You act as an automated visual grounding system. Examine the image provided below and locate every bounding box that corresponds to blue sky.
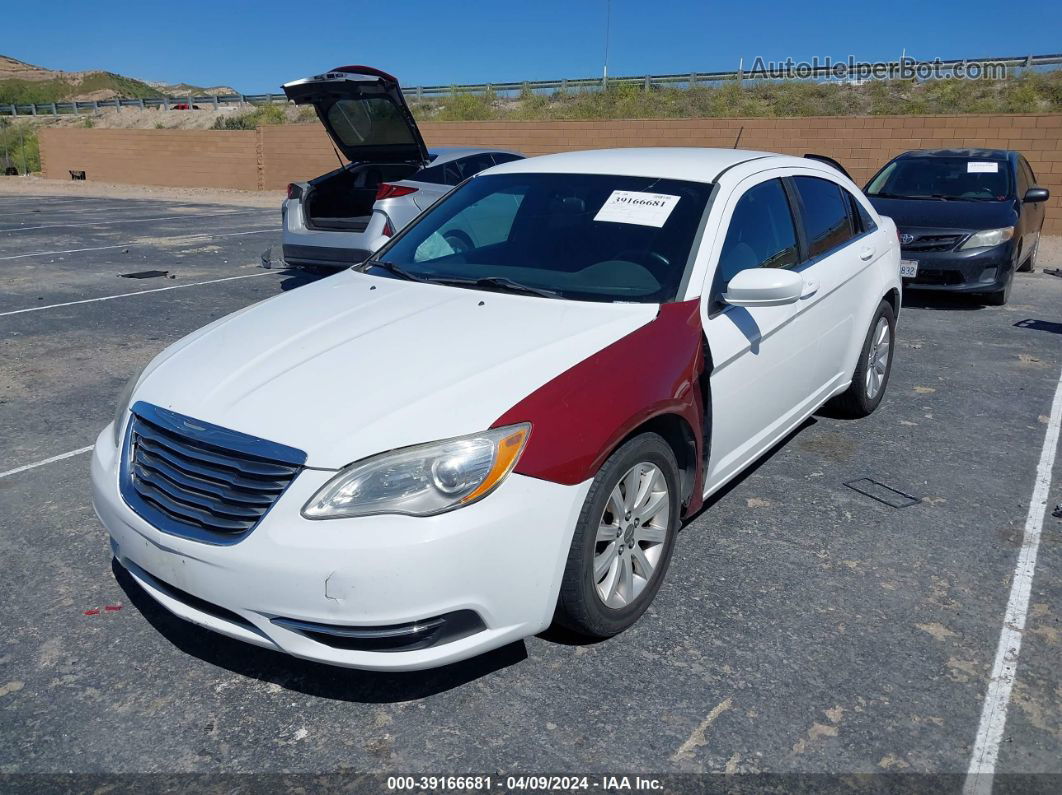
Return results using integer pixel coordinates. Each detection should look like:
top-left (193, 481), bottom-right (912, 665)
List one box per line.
top-left (6, 0), bottom-right (1061, 92)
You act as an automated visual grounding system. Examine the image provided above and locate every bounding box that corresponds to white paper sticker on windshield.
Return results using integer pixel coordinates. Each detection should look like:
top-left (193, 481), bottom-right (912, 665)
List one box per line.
top-left (968, 162), bottom-right (999, 173)
top-left (593, 190), bottom-right (680, 227)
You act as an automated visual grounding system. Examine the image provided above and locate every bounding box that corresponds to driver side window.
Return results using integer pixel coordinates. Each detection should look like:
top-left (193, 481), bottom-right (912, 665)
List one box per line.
top-left (717, 179), bottom-right (799, 289)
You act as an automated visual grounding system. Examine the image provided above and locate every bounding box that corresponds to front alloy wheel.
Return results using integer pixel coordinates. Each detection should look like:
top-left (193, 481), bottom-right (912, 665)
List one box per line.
top-left (555, 432), bottom-right (681, 639)
top-left (593, 462), bottom-right (670, 608)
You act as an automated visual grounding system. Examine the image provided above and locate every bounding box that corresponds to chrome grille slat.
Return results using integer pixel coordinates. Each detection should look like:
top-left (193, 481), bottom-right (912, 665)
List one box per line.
top-left (134, 422), bottom-right (300, 478)
top-left (131, 477), bottom-right (256, 532)
top-left (901, 233), bottom-right (964, 253)
top-left (135, 441), bottom-right (290, 492)
top-left (136, 452), bottom-right (279, 506)
top-left (120, 403), bottom-right (305, 545)
top-left (132, 463), bottom-right (264, 519)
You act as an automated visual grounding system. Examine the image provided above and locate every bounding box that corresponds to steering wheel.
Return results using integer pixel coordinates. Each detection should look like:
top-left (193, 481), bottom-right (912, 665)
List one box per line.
top-left (613, 248), bottom-right (671, 272)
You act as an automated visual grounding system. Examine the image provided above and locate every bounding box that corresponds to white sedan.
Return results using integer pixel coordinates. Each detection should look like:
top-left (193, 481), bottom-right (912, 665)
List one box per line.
top-left (91, 148), bottom-right (901, 671)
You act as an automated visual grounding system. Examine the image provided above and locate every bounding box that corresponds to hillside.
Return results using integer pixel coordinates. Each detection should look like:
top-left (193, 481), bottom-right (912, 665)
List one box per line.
top-left (0, 55), bottom-right (236, 104)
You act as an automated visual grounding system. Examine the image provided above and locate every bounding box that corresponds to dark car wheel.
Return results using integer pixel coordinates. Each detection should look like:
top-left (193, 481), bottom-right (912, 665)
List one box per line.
top-left (828, 300), bottom-right (895, 418)
top-left (443, 230), bottom-right (474, 254)
top-left (1018, 239), bottom-right (1037, 273)
top-left (554, 433), bottom-right (681, 639)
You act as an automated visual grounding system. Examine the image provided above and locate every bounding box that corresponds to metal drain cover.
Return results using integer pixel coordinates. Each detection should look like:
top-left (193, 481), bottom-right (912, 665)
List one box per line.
top-left (844, 477), bottom-right (920, 508)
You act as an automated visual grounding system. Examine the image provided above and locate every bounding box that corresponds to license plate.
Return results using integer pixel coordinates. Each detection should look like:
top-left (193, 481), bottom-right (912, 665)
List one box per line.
top-left (899, 259), bottom-right (919, 278)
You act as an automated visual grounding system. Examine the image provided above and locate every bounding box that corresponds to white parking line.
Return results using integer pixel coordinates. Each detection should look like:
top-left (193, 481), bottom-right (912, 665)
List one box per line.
top-left (0, 228), bottom-right (275, 261)
top-left (0, 446), bottom-right (94, 480)
top-left (0, 204), bottom-right (186, 218)
top-left (0, 210), bottom-right (268, 233)
top-left (0, 270), bottom-right (277, 318)
top-left (963, 366), bottom-right (1062, 795)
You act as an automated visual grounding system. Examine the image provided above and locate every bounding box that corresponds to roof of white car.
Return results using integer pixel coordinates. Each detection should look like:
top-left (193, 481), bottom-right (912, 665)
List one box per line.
top-left (485, 147), bottom-right (805, 182)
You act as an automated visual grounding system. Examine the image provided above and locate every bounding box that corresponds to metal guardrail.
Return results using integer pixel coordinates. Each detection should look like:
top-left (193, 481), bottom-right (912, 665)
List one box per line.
top-left (2, 53), bottom-right (1061, 117)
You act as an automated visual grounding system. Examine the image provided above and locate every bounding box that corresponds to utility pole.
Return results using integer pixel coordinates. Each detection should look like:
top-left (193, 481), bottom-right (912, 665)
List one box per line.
top-left (602, 0), bottom-right (611, 89)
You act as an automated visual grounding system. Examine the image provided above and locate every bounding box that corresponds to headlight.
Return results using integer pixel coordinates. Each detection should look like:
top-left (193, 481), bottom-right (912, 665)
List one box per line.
top-left (302, 424), bottom-right (531, 519)
top-left (959, 227), bottom-right (1014, 251)
top-left (111, 370), bottom-right (143, 448)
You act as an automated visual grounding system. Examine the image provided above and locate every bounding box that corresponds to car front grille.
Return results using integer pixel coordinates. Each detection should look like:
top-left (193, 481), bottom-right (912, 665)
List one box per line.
top-left (120, 403), bottom-right (305, 544)
top-left (901, 233), bottom-right (965, 253)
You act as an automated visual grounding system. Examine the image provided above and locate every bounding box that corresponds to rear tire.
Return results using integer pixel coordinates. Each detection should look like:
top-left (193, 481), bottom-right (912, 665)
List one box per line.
top-left (828, 300), bottom-right (895, 419)
top-left (554, 433), bottom-right (681, 639)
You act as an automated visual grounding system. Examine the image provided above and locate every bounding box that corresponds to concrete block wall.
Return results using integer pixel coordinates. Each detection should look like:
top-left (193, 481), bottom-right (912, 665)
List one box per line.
top-left (39, 114), bottom-right (1062, 231)
top-left (39, 128), bottom-right (259, 190)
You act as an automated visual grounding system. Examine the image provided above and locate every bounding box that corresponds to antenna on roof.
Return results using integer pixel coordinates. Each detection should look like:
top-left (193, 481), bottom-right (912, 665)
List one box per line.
top-left (732, 126), bottom-right (744, 149)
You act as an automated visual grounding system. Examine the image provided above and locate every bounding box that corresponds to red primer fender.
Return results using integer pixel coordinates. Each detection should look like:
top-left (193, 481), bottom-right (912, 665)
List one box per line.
top-left (492, 299), bottom-right (706, 514)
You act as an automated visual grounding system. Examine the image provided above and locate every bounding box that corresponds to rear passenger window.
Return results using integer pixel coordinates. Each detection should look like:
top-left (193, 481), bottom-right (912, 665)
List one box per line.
top-left (455, 153), bottom-right (498, 179)
top-left (412, 163), bottom-right (447, 185)
top-left (850, 195), bottom-right (877, 233)
top-left (792, 176), bottom-right (855, 259)
top-left (717, 179), bottom-right (799, 287)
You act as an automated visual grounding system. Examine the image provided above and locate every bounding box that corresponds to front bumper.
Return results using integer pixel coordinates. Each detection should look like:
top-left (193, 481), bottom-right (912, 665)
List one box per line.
top-left (902, 243), bottom-right (1015, 294)
top-left (90, 425), bottom-right (589, 671)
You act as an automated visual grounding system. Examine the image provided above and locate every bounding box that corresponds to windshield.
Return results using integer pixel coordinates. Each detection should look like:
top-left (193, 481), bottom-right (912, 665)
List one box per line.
top-left (371, 173), bottom-right (713, 303)
top-left (866, 157), bottom-right (1012, 201)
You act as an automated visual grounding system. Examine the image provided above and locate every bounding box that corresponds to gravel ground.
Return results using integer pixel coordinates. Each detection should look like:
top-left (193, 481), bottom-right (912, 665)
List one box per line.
top-left (0, 175), bottom-right (284, 208)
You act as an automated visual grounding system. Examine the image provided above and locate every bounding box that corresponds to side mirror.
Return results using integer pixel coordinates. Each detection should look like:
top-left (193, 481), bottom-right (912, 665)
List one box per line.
top-left (1024, 187), bottom-right (1049, 203)
top-left (723, 268), bottom-right (804, 307)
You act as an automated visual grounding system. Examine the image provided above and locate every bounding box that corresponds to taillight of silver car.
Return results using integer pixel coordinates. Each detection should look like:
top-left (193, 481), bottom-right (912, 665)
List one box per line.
top-left (376, 183), bottom-right (418, 200)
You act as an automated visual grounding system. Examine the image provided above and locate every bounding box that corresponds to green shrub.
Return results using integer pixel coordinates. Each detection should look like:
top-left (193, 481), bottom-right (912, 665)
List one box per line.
top-left (211, 103), bottom-right (288, 130)
top-left (406, 71), bottom-right (1062, 122)
top-left (0, 120), bottom-right (40, 173)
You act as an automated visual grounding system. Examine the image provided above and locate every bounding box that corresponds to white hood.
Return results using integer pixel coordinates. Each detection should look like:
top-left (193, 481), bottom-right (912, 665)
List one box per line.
top-left (134, 270), bottom-right (657, 468)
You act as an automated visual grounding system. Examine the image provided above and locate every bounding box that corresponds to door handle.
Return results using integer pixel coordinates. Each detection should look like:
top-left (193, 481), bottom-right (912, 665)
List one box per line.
top-left (800, 278), bottom-right (819, 298)
top-left (859, 247), bottom-right (875, 261)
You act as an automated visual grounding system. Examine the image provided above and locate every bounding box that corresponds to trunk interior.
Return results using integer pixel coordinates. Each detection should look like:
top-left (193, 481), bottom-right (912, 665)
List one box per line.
top-left (303, 162), bottom-right (421, 231)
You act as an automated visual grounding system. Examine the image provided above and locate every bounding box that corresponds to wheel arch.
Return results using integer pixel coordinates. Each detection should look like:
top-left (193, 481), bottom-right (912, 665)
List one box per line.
top-left (612, 413), bottom-right (699, 513)
top-left (883, 287), bottom-right (900, 319)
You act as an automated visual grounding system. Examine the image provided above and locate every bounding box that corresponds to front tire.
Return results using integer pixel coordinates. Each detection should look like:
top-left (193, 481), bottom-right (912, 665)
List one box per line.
top-left (1018, 239), bottom-right (1036, 272)
top-left (829, 300), bottom-right (895, 418)
top-left (554, 433), bottom-right (681, 639)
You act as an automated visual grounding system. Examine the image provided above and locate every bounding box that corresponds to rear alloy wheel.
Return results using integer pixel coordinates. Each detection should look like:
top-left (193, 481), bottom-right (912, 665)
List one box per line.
top-left (554, 433), bottom-right (680, 638)
top-left (828, 300), bottom-right (896, 418)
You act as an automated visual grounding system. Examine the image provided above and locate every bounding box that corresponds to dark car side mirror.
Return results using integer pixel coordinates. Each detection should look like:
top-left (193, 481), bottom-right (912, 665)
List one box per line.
top-left (1023, 187), bottom-right (1050, 203)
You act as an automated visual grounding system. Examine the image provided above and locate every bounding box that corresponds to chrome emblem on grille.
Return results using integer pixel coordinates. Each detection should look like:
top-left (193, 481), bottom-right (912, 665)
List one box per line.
top-left (900, 233), bottom-right (915, 245)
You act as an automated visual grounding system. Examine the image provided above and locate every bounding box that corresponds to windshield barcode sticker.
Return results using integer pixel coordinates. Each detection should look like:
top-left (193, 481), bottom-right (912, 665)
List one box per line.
top-left (968, 162), bottom-right (999, 173)
top-left (593, 190), bottom-right (680, 227)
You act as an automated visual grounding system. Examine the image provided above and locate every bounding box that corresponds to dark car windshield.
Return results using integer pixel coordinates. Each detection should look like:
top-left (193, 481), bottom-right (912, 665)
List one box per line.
top-left (866, 157), bottom-right (1012, 201)
top-left (370, 173), bottom-right (713, 303)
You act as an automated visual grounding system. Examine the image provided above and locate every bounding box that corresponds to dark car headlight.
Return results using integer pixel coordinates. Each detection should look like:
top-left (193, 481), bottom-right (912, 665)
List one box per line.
top-left (959, 227), bottom-right (1014, 251)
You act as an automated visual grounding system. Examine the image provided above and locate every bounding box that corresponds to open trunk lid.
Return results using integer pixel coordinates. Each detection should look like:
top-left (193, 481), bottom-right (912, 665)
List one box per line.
top-left (282, 66), bottom-right (429, 166)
